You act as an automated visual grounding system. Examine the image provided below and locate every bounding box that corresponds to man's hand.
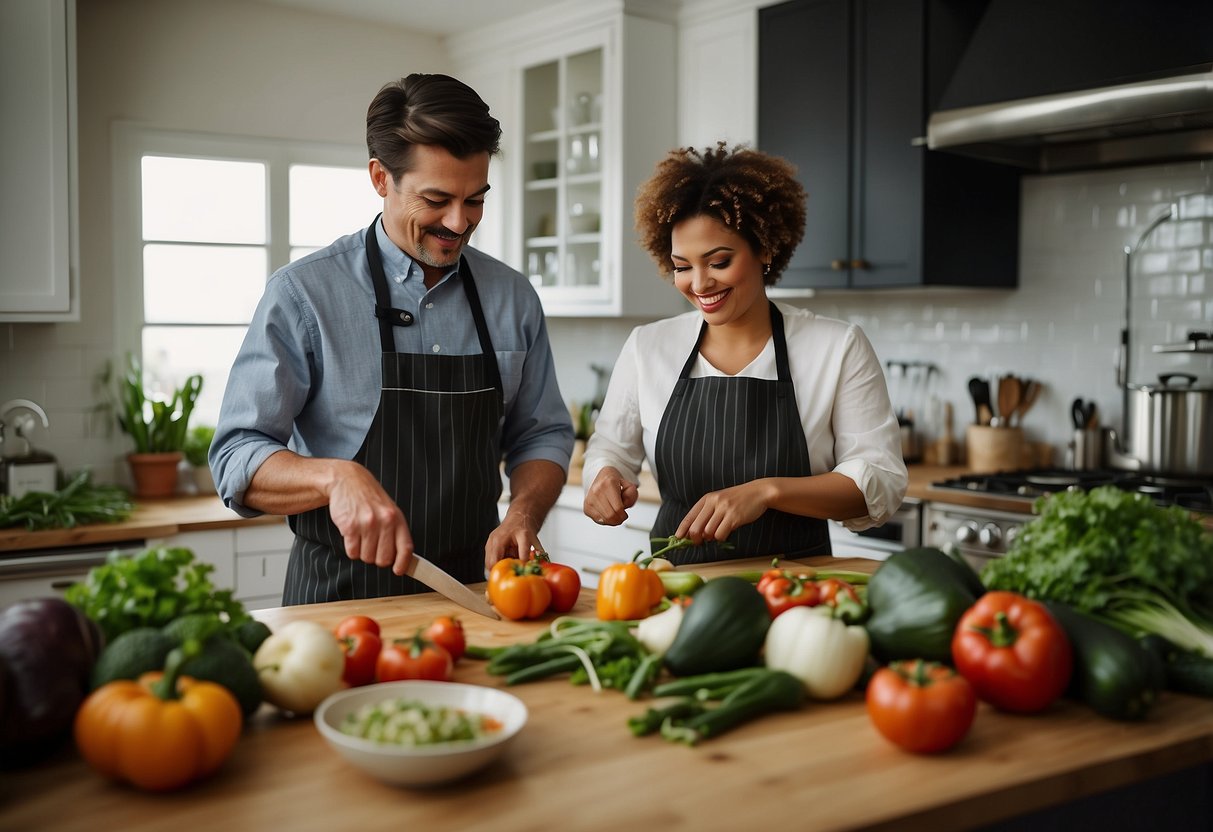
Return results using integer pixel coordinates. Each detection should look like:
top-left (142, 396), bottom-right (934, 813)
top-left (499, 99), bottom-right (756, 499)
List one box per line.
top-left (327, 463), bottom-right (415, 576)
top-left (484, 510), bottom-right (544, 572)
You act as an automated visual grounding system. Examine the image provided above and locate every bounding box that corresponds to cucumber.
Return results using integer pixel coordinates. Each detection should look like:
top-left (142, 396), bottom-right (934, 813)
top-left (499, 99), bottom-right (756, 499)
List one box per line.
top-left (1140, 634), bottom-right (1213, 699)
top-left (864, 547), bottom-right (979, 663)
top-left (663, 576), bottom-right (770, 677)
top-left (1043, 601), bottom-right (1164, 720)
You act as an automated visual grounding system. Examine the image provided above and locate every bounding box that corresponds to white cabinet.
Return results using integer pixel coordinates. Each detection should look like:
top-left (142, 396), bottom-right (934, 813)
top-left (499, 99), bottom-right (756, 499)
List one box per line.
top-left (538, 486), bottom-right (658, 588)
top-left (0, 0), bottom-right (78, 321)
top-left (149, 519), bottom-right (293, 612)
top-left (677, 6), bottom-right (759, 147)
top-left (451, 5), bottom-right (688, 318)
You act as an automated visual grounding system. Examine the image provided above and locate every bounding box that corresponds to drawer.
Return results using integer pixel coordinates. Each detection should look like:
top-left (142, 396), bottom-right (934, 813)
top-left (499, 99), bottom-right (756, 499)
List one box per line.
top-left (235, 550), bottom-right (291, 601)
top-left (235, 520), bottom-right (294, 553)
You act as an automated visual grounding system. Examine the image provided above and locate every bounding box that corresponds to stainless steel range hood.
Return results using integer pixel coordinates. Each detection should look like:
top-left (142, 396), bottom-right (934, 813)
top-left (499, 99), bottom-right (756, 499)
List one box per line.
top-left (925, 1), bottom-right (1213, 173)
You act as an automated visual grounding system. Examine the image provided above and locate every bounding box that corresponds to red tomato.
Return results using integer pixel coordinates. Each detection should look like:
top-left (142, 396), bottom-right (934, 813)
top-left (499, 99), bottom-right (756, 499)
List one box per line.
top-left (759, 574), bottom-right (821, 618)
top-left (816, 578), bottom-right (860, 606)
top-left (339, 630), bottom-right (382, 687)
top-left (423, 615), bottom-right (467, 663)
top-left (952, 590), bottom-right (1073, 713)
top-left (334, 615), bottom-right (381, 639)
top-left (536, 557), bottom-right (582, 613)
top-left (866, 660), bottom-right (977, 754)
top-left (376, 632), bottom-right (453, 683)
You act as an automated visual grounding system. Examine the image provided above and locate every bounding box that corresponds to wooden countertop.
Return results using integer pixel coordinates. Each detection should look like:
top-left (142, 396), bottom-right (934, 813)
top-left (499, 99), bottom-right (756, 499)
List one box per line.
top-left (6, 556), bottom-right (1211, 832)
top-left (0, 496), bottom-right (283, 553)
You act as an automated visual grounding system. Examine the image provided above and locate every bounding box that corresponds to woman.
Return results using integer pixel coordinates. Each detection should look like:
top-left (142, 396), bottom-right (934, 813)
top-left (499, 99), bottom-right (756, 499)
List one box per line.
top-left (582, 143), bottom-right (906, 564)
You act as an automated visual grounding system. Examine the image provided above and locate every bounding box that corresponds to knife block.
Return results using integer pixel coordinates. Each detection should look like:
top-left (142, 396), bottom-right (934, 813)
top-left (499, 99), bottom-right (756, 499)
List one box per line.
top-left (966, 425), bottom-right (1024, 472)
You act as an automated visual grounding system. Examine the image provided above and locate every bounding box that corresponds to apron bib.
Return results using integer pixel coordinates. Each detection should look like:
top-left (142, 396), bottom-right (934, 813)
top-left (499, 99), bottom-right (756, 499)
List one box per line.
top-left (282, 217), bottom-right (504, 604)
top-left (650, 301), bottom-right (831, 564)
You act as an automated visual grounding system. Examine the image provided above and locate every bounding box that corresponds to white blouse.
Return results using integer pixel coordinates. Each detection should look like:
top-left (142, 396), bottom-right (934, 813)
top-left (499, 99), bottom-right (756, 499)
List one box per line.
top-left (582, 302), bottom-right (908, 531)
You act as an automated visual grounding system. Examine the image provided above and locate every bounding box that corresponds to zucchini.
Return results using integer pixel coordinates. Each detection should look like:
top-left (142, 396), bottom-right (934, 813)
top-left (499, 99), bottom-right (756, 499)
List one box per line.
top-left (1140, 634), bottom-right (1213, 699)
top-left (663, 576), bottom-right (770, 677)
top-left (1044, 601), bottom-right (1164, 720)
top-left (864, 547), bottom-right (979, 663)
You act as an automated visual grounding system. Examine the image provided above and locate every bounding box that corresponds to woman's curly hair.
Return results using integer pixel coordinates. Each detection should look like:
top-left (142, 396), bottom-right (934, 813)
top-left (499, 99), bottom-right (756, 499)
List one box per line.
top-left (634, 142), bottom-right (806, 285)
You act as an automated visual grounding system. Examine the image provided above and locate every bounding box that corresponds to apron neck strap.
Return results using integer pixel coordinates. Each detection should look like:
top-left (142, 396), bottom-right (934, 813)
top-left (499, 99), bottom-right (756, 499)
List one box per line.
top-left (365, 216), bottom-right (398, 353)
top-left (676, 301), bottom-right (792, 386)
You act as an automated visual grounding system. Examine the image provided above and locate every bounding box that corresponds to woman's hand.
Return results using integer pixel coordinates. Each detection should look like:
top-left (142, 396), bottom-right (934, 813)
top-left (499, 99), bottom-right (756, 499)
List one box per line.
top-left (584, 466), bottom-right (639, 525)
top-left (676, 480), bottom-right (775, 543)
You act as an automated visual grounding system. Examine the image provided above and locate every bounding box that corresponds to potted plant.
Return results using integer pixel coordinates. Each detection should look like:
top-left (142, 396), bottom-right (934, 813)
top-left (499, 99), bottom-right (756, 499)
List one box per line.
top-left (184, 424), bottom-right (216, 496)
top-left (116, 354), bottom-right (203, 498)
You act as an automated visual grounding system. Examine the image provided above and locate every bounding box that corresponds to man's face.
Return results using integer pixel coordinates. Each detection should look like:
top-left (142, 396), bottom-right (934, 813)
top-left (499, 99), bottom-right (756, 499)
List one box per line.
top-left (372, 143), bottom-right (491, 285)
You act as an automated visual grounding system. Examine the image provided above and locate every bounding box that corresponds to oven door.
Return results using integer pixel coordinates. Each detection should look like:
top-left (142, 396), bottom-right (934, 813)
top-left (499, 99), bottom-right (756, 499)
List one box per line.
top-left (827, 500), bottom-right (921, 561)
top-left (0, 540), bottom-right (145, 609)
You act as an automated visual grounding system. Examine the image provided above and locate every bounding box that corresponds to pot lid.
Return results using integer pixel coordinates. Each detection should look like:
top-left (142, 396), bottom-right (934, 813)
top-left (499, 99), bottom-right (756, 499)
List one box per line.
top-left (1128, 372), bottom-right (1213, 393)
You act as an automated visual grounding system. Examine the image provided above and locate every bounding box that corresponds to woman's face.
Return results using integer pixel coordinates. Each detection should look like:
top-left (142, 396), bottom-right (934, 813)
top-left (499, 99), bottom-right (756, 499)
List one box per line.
top-left (670, 214), bottom-right (767, 328)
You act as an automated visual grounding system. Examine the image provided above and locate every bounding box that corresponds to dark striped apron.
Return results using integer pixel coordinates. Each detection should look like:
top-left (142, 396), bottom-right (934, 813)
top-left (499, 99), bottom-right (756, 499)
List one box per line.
top-left (650, 301), bottom-right (831, 565)
top-left (281, 217), bottom-right (504, 605)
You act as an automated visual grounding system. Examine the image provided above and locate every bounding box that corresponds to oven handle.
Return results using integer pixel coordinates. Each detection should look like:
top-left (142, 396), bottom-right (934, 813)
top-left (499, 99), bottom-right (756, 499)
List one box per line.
top-left (0, 549), bottom-right (119, 581)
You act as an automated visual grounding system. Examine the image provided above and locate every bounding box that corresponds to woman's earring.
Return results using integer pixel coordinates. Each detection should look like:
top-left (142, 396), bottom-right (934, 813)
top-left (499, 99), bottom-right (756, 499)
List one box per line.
top-left (763, 263), bottom-right (771, 276)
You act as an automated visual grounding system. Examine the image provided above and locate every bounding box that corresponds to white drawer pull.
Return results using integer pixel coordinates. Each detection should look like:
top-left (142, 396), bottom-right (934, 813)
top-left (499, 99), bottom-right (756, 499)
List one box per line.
top-left (622, 522), bottom-right (652, 533)
top-left (582, 565), bottom-right (604, 575)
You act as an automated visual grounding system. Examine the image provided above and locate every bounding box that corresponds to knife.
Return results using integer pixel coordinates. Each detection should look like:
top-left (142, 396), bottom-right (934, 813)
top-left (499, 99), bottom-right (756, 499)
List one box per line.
top-left (405, 554), bottom-right (500, 619)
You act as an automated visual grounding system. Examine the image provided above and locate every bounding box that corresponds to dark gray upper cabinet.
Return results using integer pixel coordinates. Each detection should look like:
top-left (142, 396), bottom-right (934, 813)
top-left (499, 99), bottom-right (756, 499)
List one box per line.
top-left (758, 0), bottom-right (1021, 290)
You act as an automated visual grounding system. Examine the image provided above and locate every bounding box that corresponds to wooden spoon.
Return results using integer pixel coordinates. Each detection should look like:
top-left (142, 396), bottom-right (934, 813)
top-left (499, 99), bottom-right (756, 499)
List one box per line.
top-left (996, 376), bottom-right (1022, 428)
top-left (1015, 380), bottom-right (1042, 426)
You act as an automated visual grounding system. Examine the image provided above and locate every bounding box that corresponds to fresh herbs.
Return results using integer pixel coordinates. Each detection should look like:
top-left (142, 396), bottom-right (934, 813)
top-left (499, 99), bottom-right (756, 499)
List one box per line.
top-left (981, 486), bottom-right (1213, 659)
top-left (65, 546), bottom-right (249, 643)
top-left (0, 471), bottom-right (134, 531)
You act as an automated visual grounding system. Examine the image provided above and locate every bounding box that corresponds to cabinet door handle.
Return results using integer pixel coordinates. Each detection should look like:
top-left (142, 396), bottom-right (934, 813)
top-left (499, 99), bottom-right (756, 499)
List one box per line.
top-left (850, 259), bottom-right (871, 270)
top-left (830, 259), bottom-right (847, 271)
top-left (582, 565), bottom-right (605, 575)
top-left (622, 522), bottom-right (652, 533)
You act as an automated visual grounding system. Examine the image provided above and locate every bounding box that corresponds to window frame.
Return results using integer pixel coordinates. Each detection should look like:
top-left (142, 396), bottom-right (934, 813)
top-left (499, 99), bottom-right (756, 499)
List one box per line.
top-left (111, 122), bottom-right (372, 390)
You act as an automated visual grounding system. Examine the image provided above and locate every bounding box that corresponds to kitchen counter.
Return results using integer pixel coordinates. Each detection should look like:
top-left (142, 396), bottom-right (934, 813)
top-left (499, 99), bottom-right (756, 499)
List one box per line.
top-left (0, 496), bottom-right (282, 553)
top-left (5, 556), bottom-right (1211, 832)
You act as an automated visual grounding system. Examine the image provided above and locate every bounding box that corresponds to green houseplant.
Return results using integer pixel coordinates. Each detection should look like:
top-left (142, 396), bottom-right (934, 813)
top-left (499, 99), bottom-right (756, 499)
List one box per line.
top-left (184, 424), bottom-right (217, 495)
top-left (117, 354), bottom-right (203, 498)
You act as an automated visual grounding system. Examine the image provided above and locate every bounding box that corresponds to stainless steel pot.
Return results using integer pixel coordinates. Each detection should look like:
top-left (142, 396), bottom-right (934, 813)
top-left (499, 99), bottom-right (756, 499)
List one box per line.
top-left (1106, 373), bottom-right (1213, 475)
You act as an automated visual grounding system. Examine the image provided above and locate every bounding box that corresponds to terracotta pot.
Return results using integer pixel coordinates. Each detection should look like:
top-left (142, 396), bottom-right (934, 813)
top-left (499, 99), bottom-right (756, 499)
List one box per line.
top-left (127, 451), bottom-right (183, 498)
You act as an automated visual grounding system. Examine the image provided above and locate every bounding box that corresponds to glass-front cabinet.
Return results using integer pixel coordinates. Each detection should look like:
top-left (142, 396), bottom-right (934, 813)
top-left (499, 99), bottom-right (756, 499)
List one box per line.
top-left (521, 48), bottom-right (604, 300)
top-left (457, 7), bottom-right (687, 318)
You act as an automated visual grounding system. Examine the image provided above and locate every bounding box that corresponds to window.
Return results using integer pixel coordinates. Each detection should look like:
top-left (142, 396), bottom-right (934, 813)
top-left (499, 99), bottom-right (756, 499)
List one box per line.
top-left (114, 125), bottom-right (382, 427)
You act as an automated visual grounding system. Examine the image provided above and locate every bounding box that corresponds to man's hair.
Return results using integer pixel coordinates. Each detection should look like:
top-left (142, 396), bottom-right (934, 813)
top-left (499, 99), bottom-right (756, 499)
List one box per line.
top-left (634, 142), bottom-right (806, 285)
top-left (366, 73), bottom-right (502, 180)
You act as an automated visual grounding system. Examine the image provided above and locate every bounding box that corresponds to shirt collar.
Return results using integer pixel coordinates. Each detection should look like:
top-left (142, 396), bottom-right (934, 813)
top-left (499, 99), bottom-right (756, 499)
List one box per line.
top-left (373, 218), bottom-right (459, 286)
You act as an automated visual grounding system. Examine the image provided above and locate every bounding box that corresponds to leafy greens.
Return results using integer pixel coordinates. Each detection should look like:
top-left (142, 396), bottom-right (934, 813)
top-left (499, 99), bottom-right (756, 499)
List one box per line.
top-left (65, 546), bottom-right (249, 643)
top-left (981, 486), bottom-right (1213, 658)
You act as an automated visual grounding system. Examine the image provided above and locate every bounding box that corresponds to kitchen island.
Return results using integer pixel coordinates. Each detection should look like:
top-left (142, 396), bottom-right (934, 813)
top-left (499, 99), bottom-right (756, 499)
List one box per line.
top-left (3, 557), bottom-right (1211, 832)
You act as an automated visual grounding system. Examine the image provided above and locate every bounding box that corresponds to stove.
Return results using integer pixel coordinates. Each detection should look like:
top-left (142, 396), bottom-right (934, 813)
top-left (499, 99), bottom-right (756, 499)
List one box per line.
top-left (931, 468), bottom-right (1213, 513)
top-left (924, 468), bottom-right (1213, 572)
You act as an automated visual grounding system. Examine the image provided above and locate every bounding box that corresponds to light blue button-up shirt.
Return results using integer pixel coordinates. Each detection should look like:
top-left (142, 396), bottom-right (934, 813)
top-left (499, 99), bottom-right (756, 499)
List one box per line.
top-left (210, 219), bottom-right (574, 517)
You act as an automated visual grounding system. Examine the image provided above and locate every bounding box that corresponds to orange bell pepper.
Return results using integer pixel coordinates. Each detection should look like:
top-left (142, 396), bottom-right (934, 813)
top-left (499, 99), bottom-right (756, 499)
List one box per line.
top-left (74, 646), bottom-right (242, 791)
top-left (488, 558), bottom-right (553, 620)
top-left (596, 561), bottom-right (666, 620)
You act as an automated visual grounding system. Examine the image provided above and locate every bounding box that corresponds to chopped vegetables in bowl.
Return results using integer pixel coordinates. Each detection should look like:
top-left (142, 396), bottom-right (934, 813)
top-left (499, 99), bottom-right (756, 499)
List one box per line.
top-left (314, 681), bottom-right (527, 787)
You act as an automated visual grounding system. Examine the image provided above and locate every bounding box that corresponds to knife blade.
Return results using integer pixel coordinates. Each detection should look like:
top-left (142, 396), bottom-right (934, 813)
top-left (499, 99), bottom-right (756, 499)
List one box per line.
top-left (405, 554), bottom-right (500, 619)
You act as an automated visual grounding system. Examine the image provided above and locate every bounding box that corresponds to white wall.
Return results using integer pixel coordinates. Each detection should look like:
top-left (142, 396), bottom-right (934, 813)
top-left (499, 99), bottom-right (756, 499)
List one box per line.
top-left (0, 0), bottom-right (450, 484)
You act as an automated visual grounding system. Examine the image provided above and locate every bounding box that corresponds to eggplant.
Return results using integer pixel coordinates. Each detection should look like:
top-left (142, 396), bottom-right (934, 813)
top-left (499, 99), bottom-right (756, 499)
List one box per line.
top-left (0, 597), bottom-right (104, 764)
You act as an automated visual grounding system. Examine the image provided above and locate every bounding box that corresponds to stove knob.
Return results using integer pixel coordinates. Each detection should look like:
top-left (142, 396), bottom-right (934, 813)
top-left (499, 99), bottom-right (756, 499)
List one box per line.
top-left (1006, 525), bottom-right (1022, 548)
top-left (954, 521), bottom-right (980, 544)
top-left (979, 523), bottom-right (1002, 548)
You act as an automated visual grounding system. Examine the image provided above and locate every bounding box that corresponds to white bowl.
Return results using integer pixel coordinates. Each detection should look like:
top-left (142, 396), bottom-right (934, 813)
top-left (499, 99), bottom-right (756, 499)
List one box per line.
top-left (314, 681), bottom-right (527, 787)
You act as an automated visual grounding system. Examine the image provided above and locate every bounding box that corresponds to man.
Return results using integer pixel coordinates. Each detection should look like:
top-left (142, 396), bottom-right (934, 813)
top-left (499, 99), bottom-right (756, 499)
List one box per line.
top-left (210, 74), bottom-right (573, 605)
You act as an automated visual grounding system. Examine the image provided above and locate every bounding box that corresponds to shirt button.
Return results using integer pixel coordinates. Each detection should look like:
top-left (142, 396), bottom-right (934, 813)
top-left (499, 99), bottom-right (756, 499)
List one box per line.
top-left (432, 344), bottom-right (441, 353)
top-left (394, 275), bottom-right (405, 284)
top-left (426, 302), bottom-right (434, 309)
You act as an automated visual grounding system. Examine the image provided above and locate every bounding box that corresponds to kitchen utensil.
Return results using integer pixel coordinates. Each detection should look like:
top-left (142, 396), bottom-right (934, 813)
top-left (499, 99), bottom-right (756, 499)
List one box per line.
top-left (968, 377), bottom-right (991, 425)
top-left (1106, 372), bottom-right (1213, 475)
top-left (1015, 379), bottom-right (1042, 426)
top-left (1070, 398), bottom-right (1096, 430)
top-left (996, 376), bottom-right (1022, 428)
top-left (405, 555), bottom-right (500, 619)
top-left (314, 680), bottom-right (527, 787)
